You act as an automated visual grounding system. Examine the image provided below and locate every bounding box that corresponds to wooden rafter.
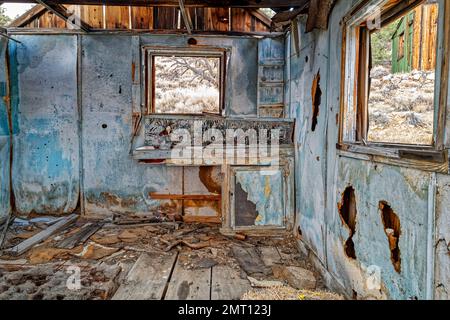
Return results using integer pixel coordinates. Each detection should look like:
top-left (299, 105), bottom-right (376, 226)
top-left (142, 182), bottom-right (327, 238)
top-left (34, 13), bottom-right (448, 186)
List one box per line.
top-left (178, 0), bottom-right (193, 34)
top-left (1, 0), bottom-right (307, 7)
top-left (8, 4), bottom-right (46, 27)
top-left (305, 0), bottom-right (335, 32)
top-left (0, 27), bottom-right (22, 43)
top-left (34, 0), bottom-right (91, 32)
top-left (246, 8), bottom-right (272, 28)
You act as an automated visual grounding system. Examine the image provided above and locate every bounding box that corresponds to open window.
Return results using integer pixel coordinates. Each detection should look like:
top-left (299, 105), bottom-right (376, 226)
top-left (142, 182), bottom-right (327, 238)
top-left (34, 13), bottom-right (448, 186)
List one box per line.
top-left (145, 48), bottom-right (226, 115)
top-left (340, 0), bottom-right (447, 158)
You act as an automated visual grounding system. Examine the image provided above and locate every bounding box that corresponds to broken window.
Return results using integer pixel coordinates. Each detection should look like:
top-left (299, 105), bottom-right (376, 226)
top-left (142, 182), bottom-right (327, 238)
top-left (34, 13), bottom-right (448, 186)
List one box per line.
top-left (145, 48), bottom-right (225, 114)
top-left (341, 0), bottom-right (441, 147)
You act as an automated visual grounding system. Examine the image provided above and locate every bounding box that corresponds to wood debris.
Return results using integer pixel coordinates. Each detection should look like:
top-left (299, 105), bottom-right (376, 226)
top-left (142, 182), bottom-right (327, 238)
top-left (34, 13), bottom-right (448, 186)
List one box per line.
top-left (57, 222), bottom-right (103, 249)
top-left (4, 214), bottom-right (78, 256)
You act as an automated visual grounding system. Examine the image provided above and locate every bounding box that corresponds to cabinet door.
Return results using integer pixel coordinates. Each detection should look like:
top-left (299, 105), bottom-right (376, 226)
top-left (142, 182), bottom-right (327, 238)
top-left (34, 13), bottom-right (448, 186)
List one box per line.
top-left (231, 167), bottom-right (285, 229)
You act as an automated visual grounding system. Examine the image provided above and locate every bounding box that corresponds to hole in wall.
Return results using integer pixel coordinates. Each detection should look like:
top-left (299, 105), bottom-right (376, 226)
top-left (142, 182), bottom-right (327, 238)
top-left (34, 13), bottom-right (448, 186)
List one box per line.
top-left (352, 290), bottom-right (358, 300)
top-left (311, 71), bottom-right (322, 132)
top-left (187, 38), bottom-right (197, 45)
top-left (338, 186), bottom-right (357, 259)
top-left (296, 226), bottom-right (303, 239)
top-left (379, 201), bottom-right (401, 273)
top-left (305, 56), bottom-right (309, 63)
top-left (102, 124), bottom-right (108, 129)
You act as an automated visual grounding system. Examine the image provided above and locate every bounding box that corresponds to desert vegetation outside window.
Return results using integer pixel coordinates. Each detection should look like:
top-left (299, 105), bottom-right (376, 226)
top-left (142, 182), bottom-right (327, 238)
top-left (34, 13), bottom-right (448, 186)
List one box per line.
top-left (342, 0), bottom-right (441, 147)
top-left (147, 49), bottom-right (225, 115)
top-left (368, 1), bottom-right (438, 145)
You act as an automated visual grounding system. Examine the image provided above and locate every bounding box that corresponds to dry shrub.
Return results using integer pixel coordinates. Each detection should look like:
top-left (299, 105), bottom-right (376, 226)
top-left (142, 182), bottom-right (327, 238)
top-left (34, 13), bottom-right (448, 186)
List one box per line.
top-left (241, 286), bottom-right (344, 301)
top-left (368, 66), bottom-right (435, 145)
top-left (154, 56), bottom-right (220, 114)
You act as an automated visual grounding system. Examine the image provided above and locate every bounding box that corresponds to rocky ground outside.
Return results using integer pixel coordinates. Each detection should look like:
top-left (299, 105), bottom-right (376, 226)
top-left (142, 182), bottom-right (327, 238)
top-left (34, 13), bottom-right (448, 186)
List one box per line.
top-left (368, 65), bottom-right (435, 145)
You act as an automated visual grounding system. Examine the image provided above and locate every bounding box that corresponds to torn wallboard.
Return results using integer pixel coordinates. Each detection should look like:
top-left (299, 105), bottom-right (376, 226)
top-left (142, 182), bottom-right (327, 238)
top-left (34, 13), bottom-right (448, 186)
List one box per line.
top-left (234, 169), bottom-right (285, 227)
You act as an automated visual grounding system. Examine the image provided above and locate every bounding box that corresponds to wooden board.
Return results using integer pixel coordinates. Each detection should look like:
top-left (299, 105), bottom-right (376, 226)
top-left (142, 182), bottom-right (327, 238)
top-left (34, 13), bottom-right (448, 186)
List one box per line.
top-left (231, 8), bottom-right (251, 32)
top-left (211, 265), bottom-right (251, 300)
top-left (165, 257), bottom-right (211, 300)
top-left (4, 214), bottom-right (79, 256)
top-left (131, 6), bottom-right (154, 29)
top-left (154, 7), bottom-right (177, 29)
top-left (81, 5), bottom-right (104, 29)
top-left (205, 8), bottom-right (229, 32)
top-left (57, 222), bottom-right (102, 249)
top-left (112, 252), bottom-right (177, 300)
top-left (259, 246), bottom-right (282, 266)
top-left (105, 5), bottom-right (130, 29)
top-left (14, 4), bottom-right (271, 32)
top-left (38, 10), bottom-right (67, 28)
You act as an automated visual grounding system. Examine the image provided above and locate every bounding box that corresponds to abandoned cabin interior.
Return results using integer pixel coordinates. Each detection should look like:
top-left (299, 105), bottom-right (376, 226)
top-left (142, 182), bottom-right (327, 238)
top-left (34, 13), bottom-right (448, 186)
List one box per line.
top-left (0, 0), bottom-right (448, 300)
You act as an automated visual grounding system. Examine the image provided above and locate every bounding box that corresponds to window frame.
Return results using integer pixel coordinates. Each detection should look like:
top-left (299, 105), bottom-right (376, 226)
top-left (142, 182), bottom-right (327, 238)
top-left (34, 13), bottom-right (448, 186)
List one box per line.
top-left (338, 0), bottom-right (449, 168)
top-left (143, 46), bottom-right (227, 116)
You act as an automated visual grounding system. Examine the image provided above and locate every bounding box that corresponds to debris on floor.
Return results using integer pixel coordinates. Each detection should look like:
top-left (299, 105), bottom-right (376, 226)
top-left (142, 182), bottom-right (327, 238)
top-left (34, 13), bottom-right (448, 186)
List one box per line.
top-left (242, 286), bottom-right (344, 301)
top-left (0, 215), bottom-right (342, 300)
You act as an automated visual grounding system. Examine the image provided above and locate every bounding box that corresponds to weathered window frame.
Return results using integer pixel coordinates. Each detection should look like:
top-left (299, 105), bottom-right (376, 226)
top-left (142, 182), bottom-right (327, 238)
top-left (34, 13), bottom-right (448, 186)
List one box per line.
top-left (338, 0), bottom-right (450, 171)
top-left (143, 46), bottom-right (227, 115)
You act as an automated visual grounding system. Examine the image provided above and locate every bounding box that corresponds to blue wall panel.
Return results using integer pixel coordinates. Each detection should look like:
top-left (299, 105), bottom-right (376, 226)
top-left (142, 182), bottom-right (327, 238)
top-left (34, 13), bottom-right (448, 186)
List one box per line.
top-left (0, 37), bottom-right (10, 220)
top-left (12, 35), bottom-right (79, 215)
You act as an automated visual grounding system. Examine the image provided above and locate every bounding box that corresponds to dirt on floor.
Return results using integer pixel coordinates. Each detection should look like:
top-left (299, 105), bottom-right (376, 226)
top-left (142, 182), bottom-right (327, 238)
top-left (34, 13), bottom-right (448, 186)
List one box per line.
top-left (0, 216), bottom-right (343, 300)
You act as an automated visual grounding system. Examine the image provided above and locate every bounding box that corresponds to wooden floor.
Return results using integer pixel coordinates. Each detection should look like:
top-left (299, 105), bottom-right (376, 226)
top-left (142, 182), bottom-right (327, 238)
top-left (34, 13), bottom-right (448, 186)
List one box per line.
top-left (112, 251), bottom-right (254, 300)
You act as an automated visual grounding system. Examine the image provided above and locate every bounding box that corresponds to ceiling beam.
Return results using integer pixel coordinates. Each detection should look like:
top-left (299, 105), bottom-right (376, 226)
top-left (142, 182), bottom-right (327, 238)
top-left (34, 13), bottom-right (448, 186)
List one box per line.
top-left (0, 26), bottom-right (22, 43)
top-left (246, 8), bottom-right (272, 28)
top-left (0, 0), bottom-right (307, 8)
top-left (34, 0), bottom-right (91, 32)
top-left (305, 0), bottom-right (335, 32)
top-left (8, 4), bottom-right (46, 27)
top-left (179, 0), bottom-right (193, 34)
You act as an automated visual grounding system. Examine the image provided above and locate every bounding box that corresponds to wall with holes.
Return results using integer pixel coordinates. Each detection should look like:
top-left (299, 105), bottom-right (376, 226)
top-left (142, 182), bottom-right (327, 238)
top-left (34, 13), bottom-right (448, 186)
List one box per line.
top-left (0, 37), bottom-right (11, 221)
top-left (287, 0), bottom-right (449, 300)
top-left (7, 33), bottom-right (278, 218)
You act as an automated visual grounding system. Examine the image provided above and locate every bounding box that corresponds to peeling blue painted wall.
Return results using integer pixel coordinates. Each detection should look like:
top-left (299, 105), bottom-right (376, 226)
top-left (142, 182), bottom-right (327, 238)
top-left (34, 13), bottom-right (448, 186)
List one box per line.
top-left (0, 37), bottom-right (11, 220)
top-left (9, 33), bottom-right (263, 218)
top-left (288, 0), bottom-right (449, 300)
top-left (235, 170), bottom-right (284, 227)
top-left (11, 35), bottom-right (79, 215)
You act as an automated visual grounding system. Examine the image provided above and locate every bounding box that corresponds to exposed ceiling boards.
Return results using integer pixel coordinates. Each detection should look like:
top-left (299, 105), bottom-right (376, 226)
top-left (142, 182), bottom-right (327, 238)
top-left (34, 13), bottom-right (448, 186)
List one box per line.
top-left (3, 0), bottom-right (337, 32)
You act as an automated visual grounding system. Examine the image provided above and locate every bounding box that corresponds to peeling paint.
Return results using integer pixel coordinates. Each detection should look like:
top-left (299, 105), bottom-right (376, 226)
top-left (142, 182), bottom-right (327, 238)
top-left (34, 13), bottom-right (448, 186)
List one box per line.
top-left (235, 170), bottom-right (284, 227)
top-left (0, 37), bottom-right (11, 221)
top-left (287, 0), bottom-right (448, 300)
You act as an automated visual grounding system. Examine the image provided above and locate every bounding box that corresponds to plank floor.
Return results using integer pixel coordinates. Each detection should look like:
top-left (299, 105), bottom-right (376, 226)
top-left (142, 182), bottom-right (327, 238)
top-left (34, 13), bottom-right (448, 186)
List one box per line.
top-left (113, 251), bottom-right (253, 300)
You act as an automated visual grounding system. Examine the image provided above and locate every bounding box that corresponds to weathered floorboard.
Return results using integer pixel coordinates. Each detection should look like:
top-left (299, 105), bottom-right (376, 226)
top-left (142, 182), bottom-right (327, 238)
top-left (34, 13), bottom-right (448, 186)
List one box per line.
top-left (165, 257), bottom-right (211, 300)
top-left (112, 252), bottom-right (177, 300)
top-left (231, 246), bottom-right (272, 275)
top-left (211, 265), bottom-right (251, 300)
